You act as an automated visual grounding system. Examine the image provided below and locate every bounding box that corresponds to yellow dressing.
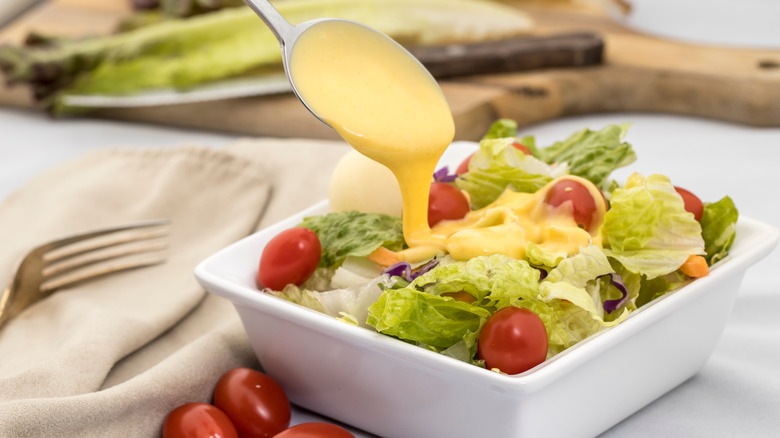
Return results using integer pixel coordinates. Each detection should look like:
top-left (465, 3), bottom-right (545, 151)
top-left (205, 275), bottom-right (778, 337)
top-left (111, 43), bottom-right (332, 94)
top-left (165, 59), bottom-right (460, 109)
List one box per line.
top-left (414, 175), bottom-right (605, 263)
top-left (290, 21), bottom-right (607, 265)
top-left (289, 20), bottom-right (454, 249)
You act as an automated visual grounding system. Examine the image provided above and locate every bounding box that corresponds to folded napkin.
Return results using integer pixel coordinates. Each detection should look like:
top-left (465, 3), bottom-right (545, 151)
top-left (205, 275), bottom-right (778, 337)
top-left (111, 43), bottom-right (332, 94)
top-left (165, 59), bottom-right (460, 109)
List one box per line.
top-left (0, 138), bottom-right (350, 437)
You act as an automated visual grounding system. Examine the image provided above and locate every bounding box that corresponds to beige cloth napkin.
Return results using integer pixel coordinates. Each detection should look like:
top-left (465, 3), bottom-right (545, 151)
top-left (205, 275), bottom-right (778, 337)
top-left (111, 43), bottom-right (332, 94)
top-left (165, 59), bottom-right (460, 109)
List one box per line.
top-left (0, 138), bottom-right (350, 437)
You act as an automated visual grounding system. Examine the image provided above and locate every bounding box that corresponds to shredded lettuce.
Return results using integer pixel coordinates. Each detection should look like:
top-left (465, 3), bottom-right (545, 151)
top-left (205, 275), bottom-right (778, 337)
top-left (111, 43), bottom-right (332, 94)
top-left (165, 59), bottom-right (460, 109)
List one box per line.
top-left (367, 288), bottom-right (491, 351)
top-left (268, 276), bottom-right (389, 328)
top-left (367, 251), bottom-right (629, 361)
top-left (603, 173), bottom-right (705, 279)
top-left (634, 270), bottom-right (690, 308)
top-left (482, 118), bottom-right (518, 140)
top-left (300, 211), bottom-right (404, 267)
top-left (410, 253), bottom-right (541, 308)
top-left (535, 123), bottom-right (636, 190)
top-left (525, 242), bottom-right (566, 270)
top-left (455, 137), bottom-right (560, 209)
top-left (458, 122), bottom-right (635, 209)
top-left (700, 196), bottom-right (738, 266)
top-left (539, 245), bottom-right (628, 325)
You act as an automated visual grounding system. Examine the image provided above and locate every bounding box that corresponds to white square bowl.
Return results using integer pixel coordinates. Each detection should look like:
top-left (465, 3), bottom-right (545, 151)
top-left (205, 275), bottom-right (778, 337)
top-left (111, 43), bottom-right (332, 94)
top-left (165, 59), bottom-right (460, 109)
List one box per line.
top-left (194, 142), bottom-right (779, 438)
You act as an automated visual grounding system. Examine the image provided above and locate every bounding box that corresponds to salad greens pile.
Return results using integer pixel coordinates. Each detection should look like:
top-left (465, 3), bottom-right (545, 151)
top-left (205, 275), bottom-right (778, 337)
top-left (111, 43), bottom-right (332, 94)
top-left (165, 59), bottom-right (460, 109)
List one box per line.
top-left (266, 120), bottom-right (739, 369)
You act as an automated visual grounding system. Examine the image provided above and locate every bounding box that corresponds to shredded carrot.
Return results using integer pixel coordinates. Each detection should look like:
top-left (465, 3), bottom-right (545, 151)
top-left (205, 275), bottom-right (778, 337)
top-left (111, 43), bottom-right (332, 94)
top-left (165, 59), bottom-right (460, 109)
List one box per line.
top-left (367, 246), bottom-right (401, 267)
top-left (679, 254), bottom-right (709, 278)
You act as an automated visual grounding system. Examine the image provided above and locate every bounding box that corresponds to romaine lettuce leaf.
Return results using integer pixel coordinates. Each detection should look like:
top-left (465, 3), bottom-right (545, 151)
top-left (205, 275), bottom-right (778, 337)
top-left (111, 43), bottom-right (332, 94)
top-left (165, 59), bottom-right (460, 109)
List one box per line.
top-left (514, 298), bottom-right (603, 358)
top-left (410, 253), bottom-right (541, 308)
top-left (635, 270), bottom-right (690, 308)
top-left (366, 287), bottom-right (491, 350)
top-left (481, 118), bottom-right (518, 140)
top-left (603, 173), bottom-right (705, 279)
top-left (300, 211), bottom-right (404, 267)
top-left (535, 123), bottom-right (636, 189)
top-left (368, 251), bottom-right (622, 362)
top-left (455, 137), bottom-right (560, 209)
top-left (700, 196), bottom-right (738, 265)
top-left (539, 245), bottom-right (627, 325)
top-left (525, 242), bottom-right (566, 270)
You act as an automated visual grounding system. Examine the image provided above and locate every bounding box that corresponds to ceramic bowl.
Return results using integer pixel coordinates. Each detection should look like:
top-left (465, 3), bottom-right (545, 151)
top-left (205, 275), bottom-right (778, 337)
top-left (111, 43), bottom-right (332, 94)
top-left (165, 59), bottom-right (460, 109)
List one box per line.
top-left (194, 142), bottom-right (778, 438)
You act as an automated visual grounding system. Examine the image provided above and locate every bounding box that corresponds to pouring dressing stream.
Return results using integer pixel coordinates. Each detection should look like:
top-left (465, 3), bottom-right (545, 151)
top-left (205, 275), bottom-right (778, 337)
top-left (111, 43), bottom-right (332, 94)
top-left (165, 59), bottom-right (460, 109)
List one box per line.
top-left (242, 0), bottom-right (455, 253)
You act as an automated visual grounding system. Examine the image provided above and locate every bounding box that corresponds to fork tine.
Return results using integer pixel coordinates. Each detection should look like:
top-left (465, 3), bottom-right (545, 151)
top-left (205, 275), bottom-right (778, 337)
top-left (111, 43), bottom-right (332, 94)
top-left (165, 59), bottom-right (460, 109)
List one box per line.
top-left (39, 256), bottom-right (167, 293)
top-left (42, 225), bottom-right (169, 264)
top-left (42, 240), bottom-right (168, 279)
top-left (32, 218), bottom-right (171, 257)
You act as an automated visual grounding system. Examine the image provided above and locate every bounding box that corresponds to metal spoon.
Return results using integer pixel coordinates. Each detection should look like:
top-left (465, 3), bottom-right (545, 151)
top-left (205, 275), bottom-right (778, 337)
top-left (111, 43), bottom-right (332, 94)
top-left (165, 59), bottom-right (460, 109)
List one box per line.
top-left (240, 0), bottom-right (347, 123)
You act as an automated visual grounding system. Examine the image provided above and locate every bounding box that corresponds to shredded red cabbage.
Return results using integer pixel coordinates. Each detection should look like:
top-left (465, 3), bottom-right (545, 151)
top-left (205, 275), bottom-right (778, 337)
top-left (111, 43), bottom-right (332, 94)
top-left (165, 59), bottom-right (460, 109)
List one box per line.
top-left (433, 166), bottom-right (458, 183)
top-left (382, 262), bottom-right (412, 280)
top-left (602, 272), bottom-right (629, 313)
top-left (382, 260), bottom-right (439, 282)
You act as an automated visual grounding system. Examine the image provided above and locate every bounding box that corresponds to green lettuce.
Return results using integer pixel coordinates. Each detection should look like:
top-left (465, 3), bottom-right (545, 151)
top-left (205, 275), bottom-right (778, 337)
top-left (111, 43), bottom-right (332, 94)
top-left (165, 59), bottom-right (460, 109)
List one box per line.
top-left (603, 173), bottom-right (705, 279)
top-left (480, 119), bottom-right (540, 156)
top-left (634, 270), bottom-right (690, 308)
top-left (300, 211), bottom-right (404, 267)
top-left (455, 137), bottom-right (559, 209)
top-left (700, 196), bottom-right (738, 266)
top-left (525, 242), bottom-right (566, 270)
top-left (367, 254), bottom-right (541, 359)
top-left (482, 118), bottom-right (518, 140)
top-left (410, 253), bottom-right (541, 309)
top-left (366, 288), bottom-right (491, 350)
top-left (515, 299), bottom-right (603, 358)
top-left (539, 245), bottom-right (627, 324)
top-left (268, 276), bottom-right (388, 328)
top-left (534, 123), bottom-right (636, 189)
top-left (367, 251), bottom-right (625, 361)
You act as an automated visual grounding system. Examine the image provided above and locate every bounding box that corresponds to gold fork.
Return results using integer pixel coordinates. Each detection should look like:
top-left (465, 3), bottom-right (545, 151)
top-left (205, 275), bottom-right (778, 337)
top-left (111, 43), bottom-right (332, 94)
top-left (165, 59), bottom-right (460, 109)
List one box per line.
top-left (0, 219), bottom-right (170, 328)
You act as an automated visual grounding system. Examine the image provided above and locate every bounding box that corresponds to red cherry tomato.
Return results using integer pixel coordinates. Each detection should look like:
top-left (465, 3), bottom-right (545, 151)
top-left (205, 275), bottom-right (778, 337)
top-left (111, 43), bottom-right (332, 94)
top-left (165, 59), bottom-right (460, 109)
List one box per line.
top-left (428, 182), bottom-right (470, 227)
top-left (455, 142), bottom-right (532, 175)
top-left (511, 141), bottom-right (533, 155)
top-left (478, 307), bottom-right (548, 375)
top-left (544, 179), bottom-right (600, 230)
top-left (162, 402), bottom-right (238, 438)
top-left (213, 368), bottom-right (291, 438)
top-left (674, 186), bottom-right (704, 222)
top-left (273, 423), bottom-right (356, 438)
top-left (258, 227), bottom-right (321, 290)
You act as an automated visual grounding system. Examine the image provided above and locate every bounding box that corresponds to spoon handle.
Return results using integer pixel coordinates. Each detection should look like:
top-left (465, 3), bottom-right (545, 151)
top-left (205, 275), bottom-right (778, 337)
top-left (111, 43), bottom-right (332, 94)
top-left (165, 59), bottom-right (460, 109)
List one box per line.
top-left (242, 0), bottom-right (294, 44)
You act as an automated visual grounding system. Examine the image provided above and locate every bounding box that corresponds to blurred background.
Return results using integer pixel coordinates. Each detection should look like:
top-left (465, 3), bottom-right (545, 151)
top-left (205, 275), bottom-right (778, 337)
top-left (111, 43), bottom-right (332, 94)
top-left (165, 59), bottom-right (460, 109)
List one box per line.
top-left (1, 1), bottom-right (778, 437)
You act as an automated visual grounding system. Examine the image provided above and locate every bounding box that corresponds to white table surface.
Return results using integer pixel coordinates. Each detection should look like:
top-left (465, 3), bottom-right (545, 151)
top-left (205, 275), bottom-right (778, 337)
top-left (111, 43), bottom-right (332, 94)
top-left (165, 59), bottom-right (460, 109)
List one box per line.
top-left (1, 106), bottom-right (779, 437)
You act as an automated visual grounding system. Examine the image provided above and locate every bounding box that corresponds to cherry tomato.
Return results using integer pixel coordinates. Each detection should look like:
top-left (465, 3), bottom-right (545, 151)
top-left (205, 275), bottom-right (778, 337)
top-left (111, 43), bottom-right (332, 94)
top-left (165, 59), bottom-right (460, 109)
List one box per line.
top-left (162, 402), bottom-right (238, 438)
top-left (428, 182), bottom-right (470, 227)
top-left (511, 141), bottom-right (533, 155)
top-left (273, 423), bottom-right (355, 438)
top-left (544, 179), bottom-right (600, 230)
top-left (674, 186), bottom-right (704, 222)
top-left (213, 368), bottom-right (291, 438)
top-left (455, 142), bottom-right (532, 175)
top-left (258, 227), bottom-right (321, 291)
top-left (478, 307), bottom-right (548, 375)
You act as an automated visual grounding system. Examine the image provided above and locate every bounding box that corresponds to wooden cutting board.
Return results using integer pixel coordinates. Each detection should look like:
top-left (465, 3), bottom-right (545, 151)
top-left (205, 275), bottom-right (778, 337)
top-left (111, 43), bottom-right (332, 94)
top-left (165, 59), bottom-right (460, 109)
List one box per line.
top-left (1, 0), bottom-right (779, 141)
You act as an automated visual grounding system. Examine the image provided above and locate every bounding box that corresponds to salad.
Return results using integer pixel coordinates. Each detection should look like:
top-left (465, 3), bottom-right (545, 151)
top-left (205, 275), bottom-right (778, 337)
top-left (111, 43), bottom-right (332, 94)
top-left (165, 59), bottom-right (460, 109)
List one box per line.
top-left (255, 119), bottom-right (739, 375)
